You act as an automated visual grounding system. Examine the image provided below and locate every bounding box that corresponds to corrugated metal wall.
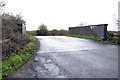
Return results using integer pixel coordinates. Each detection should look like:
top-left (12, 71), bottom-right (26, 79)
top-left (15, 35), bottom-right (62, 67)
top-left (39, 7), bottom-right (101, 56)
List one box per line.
top-left (69, 24), bottom-right (108, 38)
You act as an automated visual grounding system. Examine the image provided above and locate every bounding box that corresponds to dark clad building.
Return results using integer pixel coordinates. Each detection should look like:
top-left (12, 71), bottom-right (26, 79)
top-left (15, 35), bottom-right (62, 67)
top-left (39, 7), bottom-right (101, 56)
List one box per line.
top-left (17, 23), bottom-right (26, 34)
top-left (69, 24), bottom-right (108, 38)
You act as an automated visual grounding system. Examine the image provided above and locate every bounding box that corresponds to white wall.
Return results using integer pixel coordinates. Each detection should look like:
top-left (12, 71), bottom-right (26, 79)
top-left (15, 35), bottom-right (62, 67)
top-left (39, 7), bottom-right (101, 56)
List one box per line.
top-left (22, 23), bottom-right (26, 34)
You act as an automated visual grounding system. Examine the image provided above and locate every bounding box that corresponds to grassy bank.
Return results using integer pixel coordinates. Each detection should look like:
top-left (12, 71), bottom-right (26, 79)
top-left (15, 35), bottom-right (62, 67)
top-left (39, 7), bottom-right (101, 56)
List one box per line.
top-left (1, 36), bottom-right (39, 78)
top-left (68, 34), bottom-right (103, 41)
top-left (67, 34), bottom-right (116, 45)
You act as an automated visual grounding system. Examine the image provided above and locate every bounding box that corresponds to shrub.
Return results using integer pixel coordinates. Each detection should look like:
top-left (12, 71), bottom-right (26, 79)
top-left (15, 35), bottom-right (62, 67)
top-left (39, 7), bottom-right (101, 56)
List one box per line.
top-left (2, 33), bottom-right (30, 60)
top-left (2, 36), bottom-right (39, 78)
top-left (2, 13), bottom-right (29, 59)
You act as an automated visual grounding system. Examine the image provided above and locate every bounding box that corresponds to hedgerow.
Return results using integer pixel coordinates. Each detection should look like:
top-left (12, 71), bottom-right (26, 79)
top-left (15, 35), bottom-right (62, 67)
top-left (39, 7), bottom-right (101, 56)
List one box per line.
top-left (2, 36), bottom-right (39, 78)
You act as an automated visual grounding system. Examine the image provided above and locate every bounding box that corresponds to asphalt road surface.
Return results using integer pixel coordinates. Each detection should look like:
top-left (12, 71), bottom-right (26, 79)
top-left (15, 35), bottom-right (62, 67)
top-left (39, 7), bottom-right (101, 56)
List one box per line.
top-left (10, 36), bottom-right (118, 78)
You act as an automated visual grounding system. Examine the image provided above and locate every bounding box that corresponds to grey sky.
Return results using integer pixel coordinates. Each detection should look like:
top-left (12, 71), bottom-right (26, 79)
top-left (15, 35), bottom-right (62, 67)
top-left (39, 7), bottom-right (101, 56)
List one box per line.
top-left (5, 0), bottom-right (119, 31)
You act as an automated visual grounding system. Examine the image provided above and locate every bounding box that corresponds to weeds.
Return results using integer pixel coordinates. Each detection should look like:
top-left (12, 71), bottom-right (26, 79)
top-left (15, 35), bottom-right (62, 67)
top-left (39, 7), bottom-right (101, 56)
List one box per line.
top-left (2, 36), bottom-right (39, 78)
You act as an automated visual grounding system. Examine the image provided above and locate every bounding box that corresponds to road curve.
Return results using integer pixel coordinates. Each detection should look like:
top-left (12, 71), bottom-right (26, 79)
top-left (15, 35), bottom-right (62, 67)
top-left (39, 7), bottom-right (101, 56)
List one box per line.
top-left (10, 36), bottom-right (118, 78)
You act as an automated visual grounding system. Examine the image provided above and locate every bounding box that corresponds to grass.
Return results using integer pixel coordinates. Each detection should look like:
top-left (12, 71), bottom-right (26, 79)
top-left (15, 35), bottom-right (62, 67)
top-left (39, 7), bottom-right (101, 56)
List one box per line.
top-left (0, 61), bottom-right (2, 80)
top-left (67, 34), bottom-right (113, 44)
top-left (1, 35), bottom-right (39, 78)
top-left (67, 34), bottom-right (102, 41)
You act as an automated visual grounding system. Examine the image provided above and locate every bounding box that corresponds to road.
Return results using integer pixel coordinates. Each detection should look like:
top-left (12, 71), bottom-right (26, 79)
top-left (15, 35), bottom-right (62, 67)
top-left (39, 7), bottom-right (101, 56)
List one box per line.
top-left (10, 36), bottom-right (118, 78)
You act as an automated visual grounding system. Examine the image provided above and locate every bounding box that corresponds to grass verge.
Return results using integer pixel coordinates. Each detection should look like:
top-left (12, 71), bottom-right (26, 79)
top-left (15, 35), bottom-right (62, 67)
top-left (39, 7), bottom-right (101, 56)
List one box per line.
top-left (67, 34), bottom-right (114, 44)
top-left (1, 35), bottom-right (39, 78)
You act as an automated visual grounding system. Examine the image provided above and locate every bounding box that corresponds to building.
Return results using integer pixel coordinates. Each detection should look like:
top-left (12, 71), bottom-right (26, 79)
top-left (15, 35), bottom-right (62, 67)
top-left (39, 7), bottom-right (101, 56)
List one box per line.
top-left (69, 24), bottom-right (108, 38)
top-left (17, 23), bottom-right (26, 34)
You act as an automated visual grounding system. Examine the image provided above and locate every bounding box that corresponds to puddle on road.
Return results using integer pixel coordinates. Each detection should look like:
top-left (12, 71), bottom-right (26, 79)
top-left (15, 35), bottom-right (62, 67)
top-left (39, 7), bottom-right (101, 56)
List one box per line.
top-left (34, 56), bottom-right (66, 78)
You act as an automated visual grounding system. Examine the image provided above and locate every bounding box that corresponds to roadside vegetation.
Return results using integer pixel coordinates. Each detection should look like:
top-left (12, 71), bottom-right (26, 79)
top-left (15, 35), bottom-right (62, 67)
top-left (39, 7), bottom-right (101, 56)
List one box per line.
top-left (2, 36), bottom-right (39, 77)
top-left (2, 13), bottom-right (28, 60)
top-left (67, 34), bottom-right (103, 42)
top-left (27, 24), bottom-right (68, 36)
top-left (67, 31), bottom-right (120, 45)
top-left (1, 13), bottom-right (39, 78)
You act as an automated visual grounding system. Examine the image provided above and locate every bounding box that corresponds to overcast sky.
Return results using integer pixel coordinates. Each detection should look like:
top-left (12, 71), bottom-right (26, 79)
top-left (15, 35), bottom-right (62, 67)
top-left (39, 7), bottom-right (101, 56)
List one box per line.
top-left (5, 0), bottom-right (119, 31)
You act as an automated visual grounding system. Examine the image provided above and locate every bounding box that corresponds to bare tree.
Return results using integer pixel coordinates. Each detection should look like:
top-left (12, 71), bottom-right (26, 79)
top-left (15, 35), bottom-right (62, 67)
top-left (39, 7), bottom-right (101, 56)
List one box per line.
top-left (113, 14), bottom-right (120, 31)
top-left (0, 1), bottom-right (5, 7)
top-left (0, 0), bottom-right (5, 13)
top-left (79, 22), bottom-right (87, 26)
top-left (118, 1), bottom-right (120, 31)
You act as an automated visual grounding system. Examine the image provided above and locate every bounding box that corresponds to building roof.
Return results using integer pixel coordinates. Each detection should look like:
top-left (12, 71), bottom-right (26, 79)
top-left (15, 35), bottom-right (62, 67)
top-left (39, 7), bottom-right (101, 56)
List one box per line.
top-left (69, 24), bottom-right (108, 29)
